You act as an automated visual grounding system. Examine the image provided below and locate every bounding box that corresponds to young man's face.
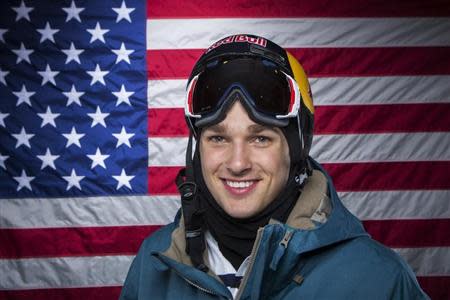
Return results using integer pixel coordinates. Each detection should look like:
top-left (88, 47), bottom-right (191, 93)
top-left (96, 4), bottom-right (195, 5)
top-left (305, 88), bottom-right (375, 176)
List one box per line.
top-left (199, 101), bottom-right (290, 219)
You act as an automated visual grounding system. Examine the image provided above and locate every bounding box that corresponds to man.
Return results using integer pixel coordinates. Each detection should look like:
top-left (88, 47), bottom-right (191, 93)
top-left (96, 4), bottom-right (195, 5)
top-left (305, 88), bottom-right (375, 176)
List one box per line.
top-left (120, 34), bottom-right (428, 299)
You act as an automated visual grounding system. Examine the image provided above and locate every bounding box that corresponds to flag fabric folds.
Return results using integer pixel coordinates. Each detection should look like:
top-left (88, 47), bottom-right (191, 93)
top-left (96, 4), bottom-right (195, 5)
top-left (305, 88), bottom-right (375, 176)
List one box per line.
top-left (1, 0), bottom-right (450, 299)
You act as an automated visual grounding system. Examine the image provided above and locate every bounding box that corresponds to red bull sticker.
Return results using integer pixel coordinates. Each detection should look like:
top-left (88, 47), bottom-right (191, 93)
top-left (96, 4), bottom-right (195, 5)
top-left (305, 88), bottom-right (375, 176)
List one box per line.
top-left (206, 35), bottom-right (267, 53)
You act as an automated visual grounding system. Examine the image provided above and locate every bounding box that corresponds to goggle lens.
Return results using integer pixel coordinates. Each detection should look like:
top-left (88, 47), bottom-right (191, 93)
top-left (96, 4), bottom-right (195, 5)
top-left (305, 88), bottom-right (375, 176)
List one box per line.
top-left (186, 58), bottom-right (299, 119)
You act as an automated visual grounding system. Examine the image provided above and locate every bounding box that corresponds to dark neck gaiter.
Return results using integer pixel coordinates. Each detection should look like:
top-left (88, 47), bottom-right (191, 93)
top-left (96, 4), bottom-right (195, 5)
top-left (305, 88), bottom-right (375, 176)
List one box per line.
top-left (192, 149), bottom-right (301, 270)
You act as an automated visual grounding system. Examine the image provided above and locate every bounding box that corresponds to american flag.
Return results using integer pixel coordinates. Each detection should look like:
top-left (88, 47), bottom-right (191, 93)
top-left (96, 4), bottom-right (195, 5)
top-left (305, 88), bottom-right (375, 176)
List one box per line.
top-left (0, 0), bottom-right (449, 299)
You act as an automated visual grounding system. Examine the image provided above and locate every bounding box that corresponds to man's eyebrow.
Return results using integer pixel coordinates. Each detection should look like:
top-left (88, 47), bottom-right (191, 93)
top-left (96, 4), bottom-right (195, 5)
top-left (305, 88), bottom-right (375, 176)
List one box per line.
top-left (204, 124), bottom-right (226, 133)
top-left (248, 124), bottom-right (277, 134)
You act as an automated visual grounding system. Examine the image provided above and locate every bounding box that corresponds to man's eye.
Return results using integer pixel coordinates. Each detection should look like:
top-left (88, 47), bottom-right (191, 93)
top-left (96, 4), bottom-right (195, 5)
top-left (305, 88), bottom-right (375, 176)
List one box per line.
top-left (254, 136), bottom-right (271, 144)
top-left (208, 136), bottom-right (225, 143)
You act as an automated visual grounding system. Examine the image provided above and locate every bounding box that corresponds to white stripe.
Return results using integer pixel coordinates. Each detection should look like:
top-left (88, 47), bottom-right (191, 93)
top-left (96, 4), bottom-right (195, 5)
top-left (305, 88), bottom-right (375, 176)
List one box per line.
top-left (0, 255), bottom-right (133, 289)
top-left (1, 191), bottom-right (447, 229)
top-left (148, 79), bottom-right (186, 108)
top-left (0, 195), bottom-right (180, 229)
top-left (339, 190), bottom-right (450, 220)
top-left (311, 132), bottom-right (450, 163)
top-left (147, 18), bottom-right (450, 49)
top-left (149, 137), bottom-right (187, 166)
top-left (310, 76), bottom-right (450, 106)
top-left (0, 191), bottom-right (446, 229)
top-left (394, 247), bottom-right (450, 276)
top-left (148, 76), bottom-right (450, 109)
top-left (148, 132), bottom-right (450, 166)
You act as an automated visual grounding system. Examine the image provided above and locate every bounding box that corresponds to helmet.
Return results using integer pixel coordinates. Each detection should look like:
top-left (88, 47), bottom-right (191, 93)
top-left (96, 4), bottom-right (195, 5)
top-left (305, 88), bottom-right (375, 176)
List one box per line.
top-left (184, 34), bottom-right (314, 164)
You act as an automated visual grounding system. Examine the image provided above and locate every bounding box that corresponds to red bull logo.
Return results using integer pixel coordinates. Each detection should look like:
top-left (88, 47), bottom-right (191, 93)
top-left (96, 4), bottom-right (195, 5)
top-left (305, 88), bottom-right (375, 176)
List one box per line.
top-left (206, 35), bottom-right (267, 53)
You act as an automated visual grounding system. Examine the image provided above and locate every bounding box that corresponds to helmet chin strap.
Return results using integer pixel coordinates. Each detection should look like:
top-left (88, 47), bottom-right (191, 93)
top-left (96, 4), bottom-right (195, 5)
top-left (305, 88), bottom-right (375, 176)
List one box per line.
top-left (295, 113), bottom-right (313, 179)
top-left (176, 133), bottom-right (208, 272)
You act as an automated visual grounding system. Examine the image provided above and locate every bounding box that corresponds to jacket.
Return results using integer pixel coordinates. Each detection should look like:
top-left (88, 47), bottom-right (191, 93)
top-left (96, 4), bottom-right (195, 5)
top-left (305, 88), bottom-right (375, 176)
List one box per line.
top-left (120, 163), bottom-right (429, 299)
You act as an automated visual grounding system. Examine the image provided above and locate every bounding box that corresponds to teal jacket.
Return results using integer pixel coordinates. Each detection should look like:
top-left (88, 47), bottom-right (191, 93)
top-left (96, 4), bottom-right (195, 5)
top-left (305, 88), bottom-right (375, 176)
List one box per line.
top-left (120, 164), bottom-right (429, 299)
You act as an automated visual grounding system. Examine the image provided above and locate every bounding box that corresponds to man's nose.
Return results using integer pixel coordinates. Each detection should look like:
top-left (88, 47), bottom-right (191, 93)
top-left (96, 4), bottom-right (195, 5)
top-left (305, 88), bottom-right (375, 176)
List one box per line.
top-left (225, 142), bottom-right (251, 176)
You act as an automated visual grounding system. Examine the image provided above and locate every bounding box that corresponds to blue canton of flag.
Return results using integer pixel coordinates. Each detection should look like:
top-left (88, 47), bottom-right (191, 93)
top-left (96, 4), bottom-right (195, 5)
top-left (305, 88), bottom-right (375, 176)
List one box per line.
top-left (0, 0), bottom-right (147, 197)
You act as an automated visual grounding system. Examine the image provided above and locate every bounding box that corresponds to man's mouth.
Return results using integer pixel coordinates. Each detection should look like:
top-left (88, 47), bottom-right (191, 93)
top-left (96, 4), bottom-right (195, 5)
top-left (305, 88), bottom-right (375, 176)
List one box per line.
top-left (222, 179), bottom-right (258, 195)
top-left (225, 180), bottom-right (253, 188)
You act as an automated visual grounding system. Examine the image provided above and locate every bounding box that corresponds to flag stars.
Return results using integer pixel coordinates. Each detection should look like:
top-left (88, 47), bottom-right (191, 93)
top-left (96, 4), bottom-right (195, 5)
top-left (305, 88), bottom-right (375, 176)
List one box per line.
top-left (0, 112), bottom-right (9, 127)
top-left (87, 64), bottom-right (108, 86)
top-left (13, 43), bottom-right (33, 64)
top-left (37, 148), bottom-right (59, 170)
top-left (113, 84), bottom-right (134, 106)
top-left (62, 0), bottom-right (84, 22)
top-left (0, 153), bottom-right (9, 170)
top-left (112, 126), bottom-right (134, 148)
top-left (12, 127), bottom-right (34, 148)
top-left (87, 106), bottom-right (109, 127)
top-left (112, 43), bottom-right (134, 64)
top-left (113, 169), bottom-right (135, 190)
top-left (13, 85), bottom-right (35, 106)
top-left (12, 0), bottom-right (34, 22)
top-left (87, 22), bottom-right (109, 44)
top-left (87, 148), bottom-right (110, 169)
top-left (0, 68), bottom-right (9, 85)
top-left (0, 29), bottom-right (7, 43)
top-left (38, 64), bottom-right (59, 86)
top-left (14, 170), bottom-right (35, 191)
top-left (37, 22), bottom-right (59, 43)
top-left (63, 127), bottom-right (85, 148)
top-left (63, 85), bottom-right (84, 106)
top-left (37, 107), bottom-right (60, 127)
top-left (62, 42), bottom-right (84, 64)
top-left (112, 1), bottom-right (135, 23)
top-left (63, 169), bottom-right (84, 190)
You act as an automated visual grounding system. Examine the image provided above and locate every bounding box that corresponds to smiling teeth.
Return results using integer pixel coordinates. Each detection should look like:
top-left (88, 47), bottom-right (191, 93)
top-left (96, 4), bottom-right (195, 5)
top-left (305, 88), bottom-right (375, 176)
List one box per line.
top-left (226, 181), bottom-right (253, 188)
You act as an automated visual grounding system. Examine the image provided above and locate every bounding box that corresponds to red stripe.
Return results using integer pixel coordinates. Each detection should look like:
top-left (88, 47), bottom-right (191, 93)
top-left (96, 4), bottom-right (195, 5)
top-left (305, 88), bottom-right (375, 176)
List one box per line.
top-left (1, 217), bottom-right (448, 259)
top-left (417, 276), bottom-right (450, 300)
top-left (148, 166), bottom-right (181, 195)
top-left (148, 108), bottom-right (187, 137)
top-left (148, 108), bottom-right (186, 137)
top-left (364, 219), bottom-right (450, 248)
top-left (148, 161), bottom-right (450, 195)
top-left (148, 104), bottom-right (450, 137)
top-left (147, 47), bottom-right (450, 79)
top-left (147, 0), bottom-right (450, 18)
top-left (315, 103), bottom-right (450, 134)
top-left (148, 49), bottom-right (202, 79)
top-left (322, 161), bottom-right (450, 191)
top-left (0, 286), bottom-right (121, 300)
top-left (0, 225), bottom-right (161, 259)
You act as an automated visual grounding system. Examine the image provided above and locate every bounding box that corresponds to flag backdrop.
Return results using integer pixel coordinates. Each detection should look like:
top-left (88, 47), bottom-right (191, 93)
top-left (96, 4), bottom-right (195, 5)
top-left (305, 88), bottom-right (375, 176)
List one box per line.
top-left (0, 0), bottom-right (449, 299)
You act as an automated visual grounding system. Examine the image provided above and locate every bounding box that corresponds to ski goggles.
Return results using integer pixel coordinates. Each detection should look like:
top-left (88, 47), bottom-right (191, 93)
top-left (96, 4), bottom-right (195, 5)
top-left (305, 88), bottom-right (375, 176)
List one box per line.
top-left (185, 57), bottom-right (301, 129)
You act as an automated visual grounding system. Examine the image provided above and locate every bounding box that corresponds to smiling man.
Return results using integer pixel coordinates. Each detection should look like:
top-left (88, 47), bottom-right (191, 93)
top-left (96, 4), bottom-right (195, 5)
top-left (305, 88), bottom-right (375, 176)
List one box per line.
top-left (200, 105), bottom-right (291, 219)
top-left (120, 34), bottom-right (428, 299)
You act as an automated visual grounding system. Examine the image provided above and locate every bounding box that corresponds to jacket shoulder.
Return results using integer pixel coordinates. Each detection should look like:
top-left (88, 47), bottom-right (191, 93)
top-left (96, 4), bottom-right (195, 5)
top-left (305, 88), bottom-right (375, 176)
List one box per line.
top-left (119, 221), bottom-right (179, 300)
top-left (140, 221), bottom-right (179, 253)
top-left (312, 236), bottom-right (429, 299)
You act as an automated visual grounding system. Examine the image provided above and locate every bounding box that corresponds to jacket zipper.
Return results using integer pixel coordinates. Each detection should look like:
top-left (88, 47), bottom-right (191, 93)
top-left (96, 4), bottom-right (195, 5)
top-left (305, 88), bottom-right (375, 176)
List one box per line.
top-left (172, 266), bottom-right (231, 299)
top-left (183, 275), bottom-right (218, 296)
top-left (234, 228), bottom-right (264, 300)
